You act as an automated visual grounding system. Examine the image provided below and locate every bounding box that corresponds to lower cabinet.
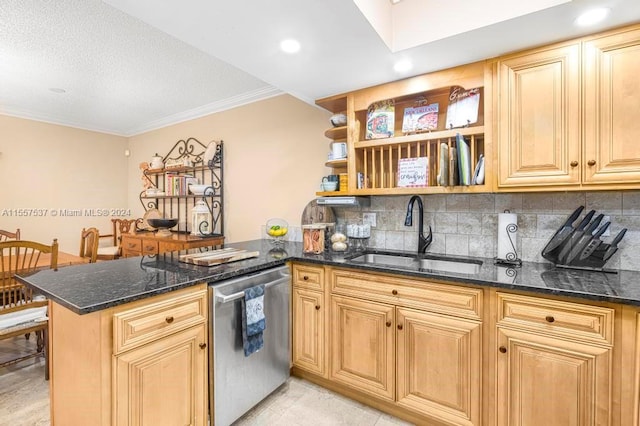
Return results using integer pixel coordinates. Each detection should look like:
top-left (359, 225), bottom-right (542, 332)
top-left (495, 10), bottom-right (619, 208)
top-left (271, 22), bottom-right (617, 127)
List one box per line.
top-left (330, 295), bottom-right (395, 401)
top-left (113, 324), bottom-right (208, 426)
top-left (292, 287), bottom-right (326, 376)
top-left (49, 285), bottom-right (209, 426)
top-left (496, 327), bottom-right (612, 426)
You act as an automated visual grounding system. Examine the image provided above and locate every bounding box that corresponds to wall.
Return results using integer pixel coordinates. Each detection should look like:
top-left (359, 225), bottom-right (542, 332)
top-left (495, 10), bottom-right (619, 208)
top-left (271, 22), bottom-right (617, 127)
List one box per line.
top-left (127, 94), bottom-right (330, 243)
top-left (0, 115), bottom-right (128, 252)
top-left (335, 191), bottom-right (640, 271)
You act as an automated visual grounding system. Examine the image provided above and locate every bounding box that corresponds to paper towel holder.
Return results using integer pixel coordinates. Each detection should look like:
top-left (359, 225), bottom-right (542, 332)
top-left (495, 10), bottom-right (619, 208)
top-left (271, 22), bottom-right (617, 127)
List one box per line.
top-left (495, 210), bottom-right (522, 267)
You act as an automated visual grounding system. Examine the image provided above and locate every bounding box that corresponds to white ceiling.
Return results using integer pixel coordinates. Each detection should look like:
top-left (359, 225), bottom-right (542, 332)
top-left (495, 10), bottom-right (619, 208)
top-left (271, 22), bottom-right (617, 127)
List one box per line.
top-left (1, 0), bottom-right (639, 136)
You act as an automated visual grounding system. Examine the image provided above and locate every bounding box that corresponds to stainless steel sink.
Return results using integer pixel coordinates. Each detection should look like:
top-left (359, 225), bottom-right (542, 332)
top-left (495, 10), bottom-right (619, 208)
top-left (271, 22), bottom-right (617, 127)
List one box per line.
top-left (348, 252), bottom-right (483, 275)
top-left (417, 258), bottom-right (482, 274)
top-left (348, 253), bottom-right (417, 268)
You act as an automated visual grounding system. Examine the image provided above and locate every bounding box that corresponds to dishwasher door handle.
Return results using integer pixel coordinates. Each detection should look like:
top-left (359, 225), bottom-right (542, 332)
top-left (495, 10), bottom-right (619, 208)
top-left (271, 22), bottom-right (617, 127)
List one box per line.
top-left (215, 275), bottom-right (290, 304)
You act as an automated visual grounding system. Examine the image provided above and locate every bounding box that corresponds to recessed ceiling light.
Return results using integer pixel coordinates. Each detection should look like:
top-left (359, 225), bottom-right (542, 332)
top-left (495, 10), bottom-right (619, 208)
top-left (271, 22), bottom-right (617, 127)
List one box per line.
top-left (49, 88), bottom-right (66, 94)
top-left (280, 39), bottom-right (301, 54)
top-left (393, 59), bottom-right (412, 73)
top-left (575, 7), bottom-right (610, 27)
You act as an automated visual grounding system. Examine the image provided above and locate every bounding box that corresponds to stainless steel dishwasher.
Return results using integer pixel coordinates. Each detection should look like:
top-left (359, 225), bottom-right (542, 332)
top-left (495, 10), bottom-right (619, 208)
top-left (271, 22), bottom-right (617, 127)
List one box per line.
top-left (208, 265), bottom-right (290, 425)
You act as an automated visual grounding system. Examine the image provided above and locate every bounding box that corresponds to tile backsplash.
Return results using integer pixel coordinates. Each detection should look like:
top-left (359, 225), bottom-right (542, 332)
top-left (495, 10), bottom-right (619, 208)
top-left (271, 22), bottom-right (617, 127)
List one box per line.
top-left (332, 191), bottom-right (640, 271)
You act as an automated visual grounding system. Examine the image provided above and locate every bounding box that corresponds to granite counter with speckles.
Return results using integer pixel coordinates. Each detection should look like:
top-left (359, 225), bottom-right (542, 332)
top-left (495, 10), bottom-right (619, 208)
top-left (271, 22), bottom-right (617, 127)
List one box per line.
top-left (16, 239), bottom-right (640, 314)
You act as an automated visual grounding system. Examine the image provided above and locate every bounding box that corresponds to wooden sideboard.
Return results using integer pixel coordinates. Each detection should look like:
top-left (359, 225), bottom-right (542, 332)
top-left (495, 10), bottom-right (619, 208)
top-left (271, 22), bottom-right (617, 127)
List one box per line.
top-left (121, 232), bottom-right (224, 257)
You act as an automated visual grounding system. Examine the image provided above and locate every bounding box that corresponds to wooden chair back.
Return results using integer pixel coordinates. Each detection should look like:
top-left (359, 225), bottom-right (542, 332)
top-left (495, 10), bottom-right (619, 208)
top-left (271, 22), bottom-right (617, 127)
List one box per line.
top-left (0, 229), bottom-right (20, 242)
top-left (79, 228), bottom-right (99, 263)
top-left (0, 239), bottom-right (58, 312)
top-left (98, 219), bottom-right (141, 259)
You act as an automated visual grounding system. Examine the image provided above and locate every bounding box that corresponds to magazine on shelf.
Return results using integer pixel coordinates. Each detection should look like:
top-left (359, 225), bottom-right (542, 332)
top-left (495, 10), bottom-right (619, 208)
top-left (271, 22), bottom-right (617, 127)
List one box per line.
top-left (401, 103), bottom-right (439, 133)
top-left (366, 99), bottom-right (395, 139)
top-left (446, 86), bottom-right (481, 129)
top-left (397, 157), bottom-right (429, 188)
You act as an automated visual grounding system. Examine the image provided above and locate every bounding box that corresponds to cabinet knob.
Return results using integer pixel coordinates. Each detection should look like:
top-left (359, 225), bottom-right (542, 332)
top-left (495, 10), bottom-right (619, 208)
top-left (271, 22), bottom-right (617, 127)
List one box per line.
top-left (392, 289), bottom-right (398, 295)
top-left (386, 321), bottom-right (392, 327)
top-left (499, 346), bottom-right (507, 353)
top-left (199, 342), bottom-right (207, 349)
top-left (545, 315), bottom-right (555, 323)
top-left (315, 305), bottom-right (321, 310)
top-left (588, 160), bottom-right (596, 166)
top-left (570, 161), bottom-right (578, 167)
top-left (303, 275), bottom-right (309, 281)
top-left (397, 324), bottom-right (403, 330)
top-left (165, 316), bottom-right (174, 324)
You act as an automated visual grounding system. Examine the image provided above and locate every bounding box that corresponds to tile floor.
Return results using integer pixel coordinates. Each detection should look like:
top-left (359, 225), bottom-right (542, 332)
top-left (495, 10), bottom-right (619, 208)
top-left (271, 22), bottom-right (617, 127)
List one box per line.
top-left (0, 336), bottom-right (413, 426)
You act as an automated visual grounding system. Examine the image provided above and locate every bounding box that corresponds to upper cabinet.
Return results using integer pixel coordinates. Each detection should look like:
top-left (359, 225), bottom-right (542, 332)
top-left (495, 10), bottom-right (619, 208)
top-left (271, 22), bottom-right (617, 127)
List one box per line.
top-left (316, 61), bottom-right (494, 195)
top-left (496, 24), bottom-right (640, 191)
top-left (583, 26), bottom-right (640, 185)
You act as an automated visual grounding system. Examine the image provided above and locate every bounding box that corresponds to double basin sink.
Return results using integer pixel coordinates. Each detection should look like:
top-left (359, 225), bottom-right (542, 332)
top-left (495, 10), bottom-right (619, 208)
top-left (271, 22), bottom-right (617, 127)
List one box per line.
top-left (347, 251), bottom-right (482, 275)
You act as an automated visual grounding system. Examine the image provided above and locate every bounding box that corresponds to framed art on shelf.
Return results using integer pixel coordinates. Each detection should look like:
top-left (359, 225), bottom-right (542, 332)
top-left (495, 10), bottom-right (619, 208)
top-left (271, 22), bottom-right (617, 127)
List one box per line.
top-left (397, 157), bottom-right (429, 188)
top-left (401, 103), bottom-right (439, 133)
top-left (366, 99), bottom-right (395, 139)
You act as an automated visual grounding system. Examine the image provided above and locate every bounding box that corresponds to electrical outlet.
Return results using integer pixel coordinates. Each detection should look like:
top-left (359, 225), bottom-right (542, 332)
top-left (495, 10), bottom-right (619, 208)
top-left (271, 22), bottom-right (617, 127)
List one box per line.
top-left (363, 213), bottom-right (377, 227)
top-left (602, 216), bottom-right (611, 237)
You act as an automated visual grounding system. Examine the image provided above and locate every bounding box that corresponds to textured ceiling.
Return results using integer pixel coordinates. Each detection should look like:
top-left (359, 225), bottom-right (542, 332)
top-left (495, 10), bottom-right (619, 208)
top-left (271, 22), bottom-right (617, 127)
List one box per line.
top-left (1, 0), bottom-right (639, 136)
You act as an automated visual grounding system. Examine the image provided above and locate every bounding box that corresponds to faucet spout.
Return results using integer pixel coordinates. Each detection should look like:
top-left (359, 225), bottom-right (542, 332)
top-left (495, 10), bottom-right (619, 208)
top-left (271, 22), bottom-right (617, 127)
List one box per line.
top-left (405, 195), bottom-right (433, 253)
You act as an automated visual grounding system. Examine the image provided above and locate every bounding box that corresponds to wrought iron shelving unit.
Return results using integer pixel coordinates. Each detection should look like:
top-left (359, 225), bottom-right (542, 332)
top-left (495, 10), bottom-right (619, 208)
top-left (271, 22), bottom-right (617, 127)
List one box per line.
top-left (139, 138), bottom-right (224, 238)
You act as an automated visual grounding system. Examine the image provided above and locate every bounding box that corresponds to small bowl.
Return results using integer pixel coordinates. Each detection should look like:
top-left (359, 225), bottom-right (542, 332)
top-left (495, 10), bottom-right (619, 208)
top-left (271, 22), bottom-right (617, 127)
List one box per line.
top-left (321, 181), bottom-right (338, 191)
top-left (147, 218), bottom-right (178, 229)
top-left (266, 218), bottom-right (288, 245)
top-left (189, 184), bottom-right (214, 196)
top-left (330, 113), bottom-right (347, 127)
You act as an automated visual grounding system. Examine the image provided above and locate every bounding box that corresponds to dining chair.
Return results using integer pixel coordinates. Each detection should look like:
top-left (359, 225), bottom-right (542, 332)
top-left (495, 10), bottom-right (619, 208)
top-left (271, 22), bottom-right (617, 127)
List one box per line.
top-left (79, 228), bottom-right (99, 263)
top-left (0, 239), bottom-right (58, 379)
top-left (0, 229), bottom-right (20, 242)
top-left (97, 218), bottom-right (141, 260)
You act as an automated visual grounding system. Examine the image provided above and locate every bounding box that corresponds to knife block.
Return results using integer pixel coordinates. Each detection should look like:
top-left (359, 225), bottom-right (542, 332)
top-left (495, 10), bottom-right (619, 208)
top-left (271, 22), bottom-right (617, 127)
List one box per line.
top-left (541, 208), bottom-right (621, 273)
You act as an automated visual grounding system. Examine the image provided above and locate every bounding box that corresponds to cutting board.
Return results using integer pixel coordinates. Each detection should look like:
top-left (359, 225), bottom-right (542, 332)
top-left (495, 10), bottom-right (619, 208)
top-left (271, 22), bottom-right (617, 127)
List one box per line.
top-left (179, 248), bottom-right (259, 266)
top-left (301, 199), bottom-right (335, 225)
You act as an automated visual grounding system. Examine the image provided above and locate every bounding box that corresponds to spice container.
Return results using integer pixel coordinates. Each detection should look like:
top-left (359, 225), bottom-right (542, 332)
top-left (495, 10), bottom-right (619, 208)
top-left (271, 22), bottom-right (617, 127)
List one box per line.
top-left (302, 224), bottom-right (326, 254)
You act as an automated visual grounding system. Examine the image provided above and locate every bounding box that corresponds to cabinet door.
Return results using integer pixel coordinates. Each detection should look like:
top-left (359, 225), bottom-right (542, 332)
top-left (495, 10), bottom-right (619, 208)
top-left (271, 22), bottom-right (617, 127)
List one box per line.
top-left (496, 327), bottom-right (612, 426)
top-left (292, 287), bottom-right (326, 377)
top-left (497, 43), bottom-right (581, 188)
top-left (330, 295), bottom-right (395, 400)
top-left (397, 307), bottom-right (482, 426)
top-left (584, 27), bottom-right (640, 184)
top-left (113, 324), bottom-right (208, 426)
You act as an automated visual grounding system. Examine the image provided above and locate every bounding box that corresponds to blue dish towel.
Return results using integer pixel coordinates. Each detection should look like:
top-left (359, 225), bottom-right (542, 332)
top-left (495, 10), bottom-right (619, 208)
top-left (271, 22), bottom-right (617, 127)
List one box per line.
top-left (241, 284), bottom-right (266, 356)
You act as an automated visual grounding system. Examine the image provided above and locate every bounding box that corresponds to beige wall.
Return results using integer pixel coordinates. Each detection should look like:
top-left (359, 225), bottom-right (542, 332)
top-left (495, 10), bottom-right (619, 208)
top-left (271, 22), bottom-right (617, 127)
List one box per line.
top-left (127, 94), bottom-right (330, 243)
top-left (0, 115), bottom-right (129, 252)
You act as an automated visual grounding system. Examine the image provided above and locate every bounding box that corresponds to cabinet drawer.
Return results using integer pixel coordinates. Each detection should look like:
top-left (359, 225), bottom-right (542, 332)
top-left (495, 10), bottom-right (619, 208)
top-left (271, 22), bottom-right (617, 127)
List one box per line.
top-left (496, 292), bottom-right (614, 345)
top-left (113, 288), bottom-right (207, 354)
top-left (331, 268), bottom-right (482, 321)
top-left (122, 238), bottom-right (142, 253)
top-left (292, 263), bottom-right (325, 291)
top-left (141, 240), bottom-right (159, 255)
top-left (159, 241), bottom-right (184, 254)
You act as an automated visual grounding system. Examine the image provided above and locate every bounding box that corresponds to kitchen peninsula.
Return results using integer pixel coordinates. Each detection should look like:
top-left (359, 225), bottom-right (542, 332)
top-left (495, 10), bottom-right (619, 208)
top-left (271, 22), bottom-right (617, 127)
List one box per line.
top-left (17, 239), bottom-right (640, 425)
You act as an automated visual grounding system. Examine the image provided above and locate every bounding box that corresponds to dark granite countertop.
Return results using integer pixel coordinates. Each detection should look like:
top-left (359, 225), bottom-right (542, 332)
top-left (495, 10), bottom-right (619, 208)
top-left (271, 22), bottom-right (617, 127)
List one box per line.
top-left (16, 239), bottom-right (640, 315)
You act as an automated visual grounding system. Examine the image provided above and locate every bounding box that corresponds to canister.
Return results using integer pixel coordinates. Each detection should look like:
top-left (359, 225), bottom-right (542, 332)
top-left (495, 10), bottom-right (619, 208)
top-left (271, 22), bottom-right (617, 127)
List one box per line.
top-left (302, 224), bottom-right (326, 254)
top-left (339, 173), bottom-right (348, 192)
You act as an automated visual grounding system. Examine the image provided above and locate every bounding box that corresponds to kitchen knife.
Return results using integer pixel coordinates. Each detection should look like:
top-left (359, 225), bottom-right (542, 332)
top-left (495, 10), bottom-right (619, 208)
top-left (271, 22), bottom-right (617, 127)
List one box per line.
top-left (577, 221), bottom-right (611, 261)
top-left (563, 214), bottom-right (605, 264)
top-left (555, 210), bottom-right (596, 263)
top-left (602, 228), bottom-right (627, 262)
top-left (541, 206), bottom-right (585, 256)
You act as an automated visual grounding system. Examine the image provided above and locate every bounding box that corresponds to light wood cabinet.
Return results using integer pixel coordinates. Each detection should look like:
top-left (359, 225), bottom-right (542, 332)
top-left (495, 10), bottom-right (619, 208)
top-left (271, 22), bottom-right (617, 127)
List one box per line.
top-left (494, 292), bottom-right (616, 426)
top-left (330, 294), bottom-right (395, 401)
top-left (121, 233), bottom-right (223, 257)
top-left (291, 263), bottom-right (328, 377)
top-left (496, 42), bottom-right (581, 188)
top-left (48, 285), bottom-right (208, 426)
top-left (583, 26), bottom-right (640, 185)
top-left (328, 268), bottom-right (484, 425)
top-left (396, 307), bottom-right (482, 426)
top-left (113, 324), bottom-right (208, 426)
top-left (497, 24), bottom-right (640, 190)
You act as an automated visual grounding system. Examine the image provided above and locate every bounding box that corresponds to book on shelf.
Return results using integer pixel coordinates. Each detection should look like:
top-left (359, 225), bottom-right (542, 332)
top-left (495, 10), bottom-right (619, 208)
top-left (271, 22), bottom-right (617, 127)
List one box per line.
top-left (456, 133), bottom-right (471, 186)
top-left (366, 99), bottom-right (395, 139)
top-left (446, 86), bottom-right (481, 129)
top-left (397, 157), bottom-right (429, 188)
top-left (401, 103), bottom-right (439, 133)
